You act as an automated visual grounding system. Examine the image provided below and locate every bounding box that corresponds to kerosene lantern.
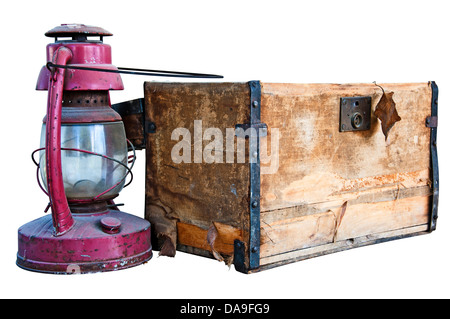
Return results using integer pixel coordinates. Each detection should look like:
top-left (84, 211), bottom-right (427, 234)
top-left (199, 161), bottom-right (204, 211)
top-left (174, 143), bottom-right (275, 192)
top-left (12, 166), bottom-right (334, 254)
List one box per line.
top-left (16, 24), bottom-right (152, 274)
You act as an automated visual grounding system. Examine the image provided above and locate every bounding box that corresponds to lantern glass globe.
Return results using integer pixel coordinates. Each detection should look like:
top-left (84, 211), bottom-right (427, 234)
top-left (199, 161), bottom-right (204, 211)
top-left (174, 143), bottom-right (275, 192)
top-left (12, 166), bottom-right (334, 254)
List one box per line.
top-left (39, 121), bottom-right (128, 200)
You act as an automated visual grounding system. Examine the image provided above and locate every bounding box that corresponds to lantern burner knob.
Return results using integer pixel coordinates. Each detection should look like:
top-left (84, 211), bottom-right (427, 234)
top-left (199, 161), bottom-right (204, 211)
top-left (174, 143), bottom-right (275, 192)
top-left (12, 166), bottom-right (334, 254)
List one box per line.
top-left (45, 24), bottom-right (113, 42)
top-left (100, 217), bottom-right (122, 234)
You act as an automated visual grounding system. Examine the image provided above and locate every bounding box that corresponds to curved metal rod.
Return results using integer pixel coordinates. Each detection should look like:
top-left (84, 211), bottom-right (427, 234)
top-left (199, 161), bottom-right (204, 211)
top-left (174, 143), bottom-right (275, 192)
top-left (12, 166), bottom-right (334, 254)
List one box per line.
top-left (47, 62), bottom-right (224, 79)
top-left (46, 46), bottom-right (74, 236)
top-left (31, 139), bottom-right (136, 204)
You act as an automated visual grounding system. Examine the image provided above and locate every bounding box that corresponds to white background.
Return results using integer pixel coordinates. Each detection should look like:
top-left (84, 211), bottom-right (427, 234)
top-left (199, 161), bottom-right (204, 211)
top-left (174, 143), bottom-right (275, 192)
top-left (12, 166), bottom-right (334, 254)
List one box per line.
top-left (1, 0), bottom-right (449, 299)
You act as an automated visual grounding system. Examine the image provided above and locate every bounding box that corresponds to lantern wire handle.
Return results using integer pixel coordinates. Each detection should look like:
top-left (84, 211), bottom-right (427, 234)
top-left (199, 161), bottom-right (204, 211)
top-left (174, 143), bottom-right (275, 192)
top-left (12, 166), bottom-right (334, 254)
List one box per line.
top-left (31, 139), bottom-right (136, 206)
top-left (47, 62), bottom-right (224, 79)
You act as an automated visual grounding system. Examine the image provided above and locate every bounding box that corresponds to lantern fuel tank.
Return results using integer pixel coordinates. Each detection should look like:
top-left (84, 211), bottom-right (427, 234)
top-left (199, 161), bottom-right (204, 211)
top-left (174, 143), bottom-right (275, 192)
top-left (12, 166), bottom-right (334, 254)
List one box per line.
top-left (16, 24), bottom-right (152, 274)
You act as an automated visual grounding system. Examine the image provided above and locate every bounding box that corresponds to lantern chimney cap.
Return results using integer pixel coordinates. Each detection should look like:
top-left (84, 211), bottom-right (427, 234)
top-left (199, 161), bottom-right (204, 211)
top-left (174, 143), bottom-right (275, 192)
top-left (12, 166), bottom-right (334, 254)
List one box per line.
top-left (45, 24), bottom-right (113, 41)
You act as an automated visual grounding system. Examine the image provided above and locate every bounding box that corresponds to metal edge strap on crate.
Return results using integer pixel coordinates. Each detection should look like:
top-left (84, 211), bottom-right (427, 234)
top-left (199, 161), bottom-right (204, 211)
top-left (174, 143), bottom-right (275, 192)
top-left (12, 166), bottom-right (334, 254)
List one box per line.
top-left (112, 98), bottom-right (144, 117)
top-left (234, 80), bottom-right (262, 273)
top-left (428, 81), bottom-right (439, 231)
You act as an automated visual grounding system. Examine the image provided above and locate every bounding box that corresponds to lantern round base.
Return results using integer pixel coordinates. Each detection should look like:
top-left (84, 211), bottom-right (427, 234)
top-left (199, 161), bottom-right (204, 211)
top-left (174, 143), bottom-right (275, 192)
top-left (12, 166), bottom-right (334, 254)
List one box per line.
top-left (17, 210), bottom-right (152, 274)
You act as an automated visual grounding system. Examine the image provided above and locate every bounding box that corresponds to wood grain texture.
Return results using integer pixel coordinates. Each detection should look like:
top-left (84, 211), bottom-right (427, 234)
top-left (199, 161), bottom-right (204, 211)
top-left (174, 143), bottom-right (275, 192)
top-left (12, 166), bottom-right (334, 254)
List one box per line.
top-left (141, 81), bottom-right (433, 269)
top-left (177, 221), bottom-right (243, 256)
top-left (260, 195), bottom-right (430, 258)
top-left (144, 82), bottom-right (251, 255)
top-left (260, 82), bottom-right (432, 211)
top-left (258, 82), bottom-right (433, 262)
top-left (259, 225), bottom-right (429, 268)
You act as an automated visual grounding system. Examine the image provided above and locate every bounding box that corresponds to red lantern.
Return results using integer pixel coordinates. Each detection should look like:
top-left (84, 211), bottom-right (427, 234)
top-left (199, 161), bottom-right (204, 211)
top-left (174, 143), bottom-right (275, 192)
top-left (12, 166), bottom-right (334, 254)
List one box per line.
top-left (17, 24), bottom-right (152, 274)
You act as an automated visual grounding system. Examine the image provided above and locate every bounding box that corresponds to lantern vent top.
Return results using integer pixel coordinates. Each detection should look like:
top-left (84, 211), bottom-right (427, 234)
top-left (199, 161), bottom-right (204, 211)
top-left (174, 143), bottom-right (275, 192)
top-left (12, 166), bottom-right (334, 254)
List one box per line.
top-left (45, 24), bottom-right (113, 42)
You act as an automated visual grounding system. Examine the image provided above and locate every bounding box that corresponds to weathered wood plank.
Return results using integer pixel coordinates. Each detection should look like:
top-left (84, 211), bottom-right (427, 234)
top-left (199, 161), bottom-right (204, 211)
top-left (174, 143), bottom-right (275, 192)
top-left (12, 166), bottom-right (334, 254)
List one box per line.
top-left (144, 82), bottom-right (251, 255)
top-left (259, 224), bottom-right (429, 267)
top-left (260, 82), bottom-right (432, 212)
top-left (260, 182), bottom-right (431, 225)
top-left (177, 221), bottom-right (243, 256)
top-left (260, 195), bottom-right (430, 259)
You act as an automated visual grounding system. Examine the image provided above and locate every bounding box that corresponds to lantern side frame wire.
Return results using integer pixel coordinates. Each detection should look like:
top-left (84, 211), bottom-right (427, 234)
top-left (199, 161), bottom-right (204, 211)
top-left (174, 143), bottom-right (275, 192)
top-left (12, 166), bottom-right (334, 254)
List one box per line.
top-left (31, 138), bottom-right (136, 206)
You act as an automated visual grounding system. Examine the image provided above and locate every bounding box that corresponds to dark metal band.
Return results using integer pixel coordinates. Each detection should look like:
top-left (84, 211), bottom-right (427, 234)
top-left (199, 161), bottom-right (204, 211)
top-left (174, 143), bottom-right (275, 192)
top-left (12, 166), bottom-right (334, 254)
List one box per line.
top-left (429, 81), bottom-right (439, 231)
top-left (111, 98), bottom-right (156, 134)
top-left (234, 81), bottom-right (262, 272)
top-left (248, 80), bottom-right (262, 269)
top-left (111, 98), bottom-right (144, 117)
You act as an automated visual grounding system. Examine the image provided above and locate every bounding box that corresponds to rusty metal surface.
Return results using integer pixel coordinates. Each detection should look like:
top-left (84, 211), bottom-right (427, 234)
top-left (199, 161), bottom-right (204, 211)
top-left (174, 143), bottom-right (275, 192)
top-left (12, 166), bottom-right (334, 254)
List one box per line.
top-left (339, 96), bottom-right (372, 132)
top-left (41, 91), bottom-right (123, 124)
top-left (36, 42), bottom-right (124, 91)
top-left (62, 91), bottom-right (110, 107)
top-left (45, 24), bottom-right (113, 38)
top-left (45, 46), bottom-right (75, 236)
top-left (112, 98), bottom-right (146, 149)
top-left (17, 210), bottom-right (152, 274)
top-left (16, 24), bottom-right (152, 275)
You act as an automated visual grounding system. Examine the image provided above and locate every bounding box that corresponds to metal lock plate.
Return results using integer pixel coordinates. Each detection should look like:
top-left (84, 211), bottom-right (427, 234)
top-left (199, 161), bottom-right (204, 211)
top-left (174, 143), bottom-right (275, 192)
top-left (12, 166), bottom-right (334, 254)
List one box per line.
top-left (339, 96), bottom-right (372, 132)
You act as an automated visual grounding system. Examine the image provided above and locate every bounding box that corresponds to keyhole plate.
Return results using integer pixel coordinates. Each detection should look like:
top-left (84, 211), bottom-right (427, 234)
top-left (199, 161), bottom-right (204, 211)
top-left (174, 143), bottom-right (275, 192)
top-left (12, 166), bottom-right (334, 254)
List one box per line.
top-left (339, 96), bottom-right (372, 132)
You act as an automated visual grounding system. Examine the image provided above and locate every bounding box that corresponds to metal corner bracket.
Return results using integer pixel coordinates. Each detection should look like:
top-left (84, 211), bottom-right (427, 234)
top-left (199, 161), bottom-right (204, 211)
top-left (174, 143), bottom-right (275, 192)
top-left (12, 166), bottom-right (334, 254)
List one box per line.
top-left (111, 98), bottom-right (144, 117)
top-left (234, 80), bottom-right (262, 273)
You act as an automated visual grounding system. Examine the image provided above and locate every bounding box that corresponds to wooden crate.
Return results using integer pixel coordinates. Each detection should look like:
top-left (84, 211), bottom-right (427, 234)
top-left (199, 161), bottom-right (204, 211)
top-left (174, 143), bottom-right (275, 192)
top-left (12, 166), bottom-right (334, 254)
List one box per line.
top-left (113, 81), bottom-right (439, 273)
